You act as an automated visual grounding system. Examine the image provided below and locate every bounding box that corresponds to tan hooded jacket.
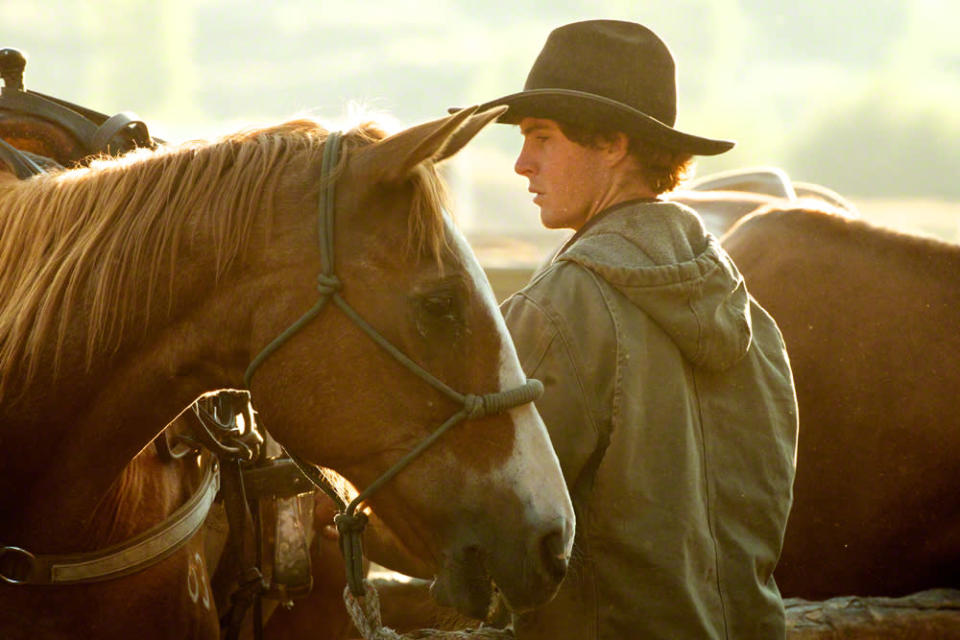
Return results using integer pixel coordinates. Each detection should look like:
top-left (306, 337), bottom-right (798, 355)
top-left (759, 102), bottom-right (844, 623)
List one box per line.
top-left (502, 200), bottom-right (798, 640)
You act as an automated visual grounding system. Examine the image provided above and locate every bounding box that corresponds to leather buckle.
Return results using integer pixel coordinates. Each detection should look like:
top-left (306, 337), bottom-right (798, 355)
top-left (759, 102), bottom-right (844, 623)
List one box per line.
top-left (0, 546), bottom-right (37, 584)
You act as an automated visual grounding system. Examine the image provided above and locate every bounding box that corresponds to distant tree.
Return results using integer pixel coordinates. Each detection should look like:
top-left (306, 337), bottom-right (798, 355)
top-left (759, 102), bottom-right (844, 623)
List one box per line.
top-left (786, 91), bottom-right (960, 199)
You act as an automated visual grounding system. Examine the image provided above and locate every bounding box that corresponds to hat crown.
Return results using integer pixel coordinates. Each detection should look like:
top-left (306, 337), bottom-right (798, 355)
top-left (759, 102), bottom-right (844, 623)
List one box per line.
top-left (524, 20), bottom-right (677, 127)
top-left (463, 19), bottom-right (734, 155)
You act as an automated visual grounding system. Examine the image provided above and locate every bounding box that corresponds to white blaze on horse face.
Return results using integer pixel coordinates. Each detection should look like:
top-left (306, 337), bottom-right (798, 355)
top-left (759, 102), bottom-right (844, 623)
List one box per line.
top-left (445, 217), bottom-right (574, 554)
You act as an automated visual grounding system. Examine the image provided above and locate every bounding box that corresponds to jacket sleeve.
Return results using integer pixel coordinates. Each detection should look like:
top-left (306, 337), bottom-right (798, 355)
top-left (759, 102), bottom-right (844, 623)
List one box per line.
top-left (500, 286), bottom-right (605, 501)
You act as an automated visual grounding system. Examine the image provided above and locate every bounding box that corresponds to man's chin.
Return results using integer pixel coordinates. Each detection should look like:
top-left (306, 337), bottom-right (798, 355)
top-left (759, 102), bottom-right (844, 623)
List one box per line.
top-left (539, 209), bottom-right (582, 232)
top-left (539, 210), bottom-right (563, 230)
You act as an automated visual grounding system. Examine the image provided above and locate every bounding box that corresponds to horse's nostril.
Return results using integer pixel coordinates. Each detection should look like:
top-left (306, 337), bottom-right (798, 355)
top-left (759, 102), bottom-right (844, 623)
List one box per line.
top-left (539, 530), bottom-right (568, 583)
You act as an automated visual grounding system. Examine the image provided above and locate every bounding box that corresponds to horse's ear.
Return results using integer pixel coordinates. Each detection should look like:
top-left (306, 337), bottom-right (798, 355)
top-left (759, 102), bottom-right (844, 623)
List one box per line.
top-left (359, 105), bottom-right (502, 185)
top-left (432, 105), bottom-right (507, 163)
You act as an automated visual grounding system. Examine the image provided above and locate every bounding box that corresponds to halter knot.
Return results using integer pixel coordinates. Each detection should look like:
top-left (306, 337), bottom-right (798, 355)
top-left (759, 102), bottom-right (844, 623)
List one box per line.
top-left (464, 394), bottom-right (486, 419)
top-left (334, 511), bottom-right (369, 537)
top-left (317, 274), bottom-right (343, 297)
top-left (464, 379), bottom-right (544, 421)
top-left (335, 511), bottom-right (370, 597)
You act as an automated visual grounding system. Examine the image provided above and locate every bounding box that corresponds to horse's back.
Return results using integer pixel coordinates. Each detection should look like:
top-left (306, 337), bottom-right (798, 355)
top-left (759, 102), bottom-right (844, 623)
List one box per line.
top-left (723, 206), bottom-right (960, 598)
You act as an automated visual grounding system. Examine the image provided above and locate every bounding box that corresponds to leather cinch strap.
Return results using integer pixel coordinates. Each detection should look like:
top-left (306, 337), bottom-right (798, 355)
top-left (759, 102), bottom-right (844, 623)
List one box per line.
top-left (0, 456), bottom-right (218, 585)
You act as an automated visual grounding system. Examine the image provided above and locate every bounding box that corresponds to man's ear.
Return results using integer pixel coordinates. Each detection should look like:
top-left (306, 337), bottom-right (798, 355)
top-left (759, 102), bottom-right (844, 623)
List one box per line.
top-left (603, 131), bottom-right (632, 167)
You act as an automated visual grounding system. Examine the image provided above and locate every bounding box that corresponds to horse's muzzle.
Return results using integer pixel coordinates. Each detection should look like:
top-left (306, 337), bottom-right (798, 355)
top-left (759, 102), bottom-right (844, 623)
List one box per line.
top-left (431, 517), bottom-right (572, 620)
top-left (539, 528), bottom-right (569, 585)
top-left (494, 522), bottom-right (572, 614)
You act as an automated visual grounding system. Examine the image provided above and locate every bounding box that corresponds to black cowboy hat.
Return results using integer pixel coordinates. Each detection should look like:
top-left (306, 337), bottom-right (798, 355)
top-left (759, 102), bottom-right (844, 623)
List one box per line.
top-left (460, 20), bottom-right (734, 156)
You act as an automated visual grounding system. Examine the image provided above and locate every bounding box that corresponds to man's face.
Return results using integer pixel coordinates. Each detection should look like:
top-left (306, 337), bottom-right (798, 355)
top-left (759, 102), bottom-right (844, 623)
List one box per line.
top-left (514, 117), bottom-right (612, 231)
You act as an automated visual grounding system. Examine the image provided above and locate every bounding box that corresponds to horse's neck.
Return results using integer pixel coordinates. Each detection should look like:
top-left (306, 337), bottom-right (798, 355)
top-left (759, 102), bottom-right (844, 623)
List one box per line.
top-left (81, 442), bottom-right (194, 549)
top-left (1, 270), bottom-right (248, 547)
top-left (1, 363), bottom-right (198, 546)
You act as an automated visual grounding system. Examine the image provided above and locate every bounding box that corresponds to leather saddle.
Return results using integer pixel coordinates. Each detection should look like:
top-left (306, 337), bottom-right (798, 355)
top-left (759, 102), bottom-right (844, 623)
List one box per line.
top-left (0, 47), bottom-right (156, 177)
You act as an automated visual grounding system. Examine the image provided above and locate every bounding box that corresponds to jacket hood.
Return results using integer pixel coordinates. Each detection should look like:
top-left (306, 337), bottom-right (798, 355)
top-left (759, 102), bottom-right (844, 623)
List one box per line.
top-left (558, 201), bottom-right (752, 371)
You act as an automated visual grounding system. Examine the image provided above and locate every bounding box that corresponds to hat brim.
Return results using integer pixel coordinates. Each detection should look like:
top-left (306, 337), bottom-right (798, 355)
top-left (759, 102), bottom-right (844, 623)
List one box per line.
top-left (453, 88), bottom-right (734, 156)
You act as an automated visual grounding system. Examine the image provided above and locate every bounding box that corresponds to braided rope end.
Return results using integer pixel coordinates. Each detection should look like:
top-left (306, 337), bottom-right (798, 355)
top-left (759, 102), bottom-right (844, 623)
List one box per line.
top-left (342, 580), bottom-right (516, 639)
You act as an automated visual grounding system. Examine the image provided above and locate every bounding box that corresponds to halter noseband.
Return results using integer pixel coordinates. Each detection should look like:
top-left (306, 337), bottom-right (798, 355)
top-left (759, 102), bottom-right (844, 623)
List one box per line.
top-left (243, 131), bottom-right (543, 596)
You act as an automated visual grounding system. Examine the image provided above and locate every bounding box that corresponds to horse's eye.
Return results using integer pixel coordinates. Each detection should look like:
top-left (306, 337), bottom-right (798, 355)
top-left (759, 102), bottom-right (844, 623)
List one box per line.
top-left (412, 280), bottom-right (466, 340)
top-left (423, 295), bottom-right (454, 317)
top-left (414, 290), bottom-right (463, 340)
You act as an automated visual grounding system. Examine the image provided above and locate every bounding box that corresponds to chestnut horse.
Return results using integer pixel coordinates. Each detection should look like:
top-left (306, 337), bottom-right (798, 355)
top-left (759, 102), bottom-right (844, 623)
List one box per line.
top-left (0, 108), bottom-right (574, 638)
top-left (722, 204), bottom-right (960, 599)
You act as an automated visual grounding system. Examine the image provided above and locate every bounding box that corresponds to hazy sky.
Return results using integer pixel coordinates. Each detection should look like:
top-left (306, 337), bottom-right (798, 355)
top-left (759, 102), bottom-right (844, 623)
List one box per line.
top-left (2, 0), bottom-right (957, 243)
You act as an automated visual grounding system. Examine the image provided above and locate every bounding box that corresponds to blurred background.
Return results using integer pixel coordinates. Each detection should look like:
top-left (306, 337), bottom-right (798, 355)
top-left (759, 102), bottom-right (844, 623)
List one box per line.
top-left (2, 0), bottom-right (958, 270)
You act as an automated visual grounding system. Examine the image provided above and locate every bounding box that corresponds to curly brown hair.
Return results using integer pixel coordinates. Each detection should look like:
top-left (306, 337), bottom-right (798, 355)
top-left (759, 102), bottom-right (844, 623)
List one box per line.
top-left (556, 120), bottom-right (694, 195)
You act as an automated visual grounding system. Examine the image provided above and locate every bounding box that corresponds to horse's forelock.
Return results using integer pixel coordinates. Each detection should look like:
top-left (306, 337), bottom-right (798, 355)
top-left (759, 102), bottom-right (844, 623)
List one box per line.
top-left (407, 161), bottom-right (453, 269)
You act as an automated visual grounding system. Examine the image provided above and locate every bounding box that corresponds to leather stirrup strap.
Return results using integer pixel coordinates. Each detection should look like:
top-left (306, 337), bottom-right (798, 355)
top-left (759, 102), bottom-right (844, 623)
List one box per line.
top-left (0, 138), bottom-right (44, 178)
top-left (90, 111), bottom-right (151, 154)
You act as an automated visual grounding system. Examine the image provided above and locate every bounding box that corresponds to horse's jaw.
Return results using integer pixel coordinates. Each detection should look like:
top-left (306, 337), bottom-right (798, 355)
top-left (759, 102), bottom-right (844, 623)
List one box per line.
top-left (416, 412), bottom-right (574, 620)
top-left (429, 546), bottom-right (494, 620)
top-left (428, 527), bottom-right (569, 620)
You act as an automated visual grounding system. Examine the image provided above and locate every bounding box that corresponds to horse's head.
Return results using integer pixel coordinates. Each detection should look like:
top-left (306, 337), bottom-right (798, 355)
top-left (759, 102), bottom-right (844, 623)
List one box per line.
top-left (243, 108), bottom-right (574, 617)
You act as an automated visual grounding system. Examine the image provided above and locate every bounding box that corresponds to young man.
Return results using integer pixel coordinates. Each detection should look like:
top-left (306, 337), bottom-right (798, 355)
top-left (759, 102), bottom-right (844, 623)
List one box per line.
top-left (472, 20), bottom-right (799, 639)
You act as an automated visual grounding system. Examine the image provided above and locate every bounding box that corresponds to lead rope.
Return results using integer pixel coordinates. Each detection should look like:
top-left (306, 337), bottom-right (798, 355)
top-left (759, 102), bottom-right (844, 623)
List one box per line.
top-left (342, 580), bottom-right (514, 640)
top-left (284, 380), bottom-right (542, 599)
top-left (244, 131), bottom-right (541, 638)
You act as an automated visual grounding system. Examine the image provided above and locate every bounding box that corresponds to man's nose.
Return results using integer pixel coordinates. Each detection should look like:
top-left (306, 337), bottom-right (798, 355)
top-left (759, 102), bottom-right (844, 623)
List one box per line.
top-left (514, 148), bottom-right (533, 177)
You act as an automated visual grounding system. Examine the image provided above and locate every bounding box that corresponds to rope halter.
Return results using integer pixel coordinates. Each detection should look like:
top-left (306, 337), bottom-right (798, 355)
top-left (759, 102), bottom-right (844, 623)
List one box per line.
top-left (244, 130), bottom-right (543, 596)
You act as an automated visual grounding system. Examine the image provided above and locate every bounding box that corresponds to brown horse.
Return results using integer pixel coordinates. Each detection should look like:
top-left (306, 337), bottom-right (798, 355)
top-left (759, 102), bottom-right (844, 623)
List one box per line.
top-left (0, 108), bottom-right (574, 637)
top-left (722, 204), bottom-right (960, 599)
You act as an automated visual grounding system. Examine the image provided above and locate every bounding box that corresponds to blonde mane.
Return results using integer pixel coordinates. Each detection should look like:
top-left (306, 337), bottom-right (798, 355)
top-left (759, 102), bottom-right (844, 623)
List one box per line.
top-left (0, 118), bottom-right (450, 399)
